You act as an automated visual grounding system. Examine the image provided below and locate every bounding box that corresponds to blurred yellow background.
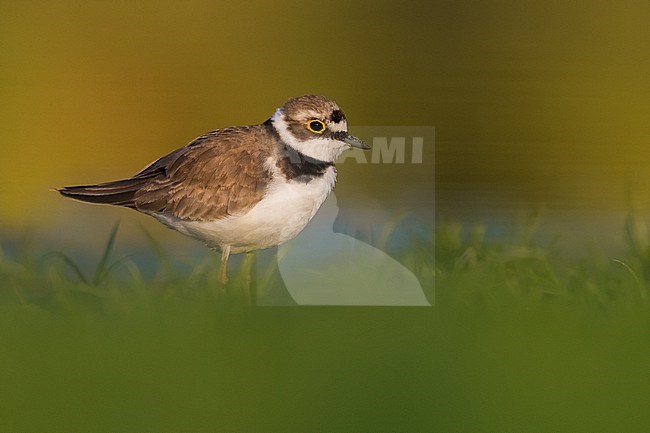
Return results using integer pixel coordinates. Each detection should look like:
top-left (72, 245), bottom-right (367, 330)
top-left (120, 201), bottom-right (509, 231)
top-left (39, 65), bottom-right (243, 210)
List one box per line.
top-left (1, 0), bottom-right (649, 230)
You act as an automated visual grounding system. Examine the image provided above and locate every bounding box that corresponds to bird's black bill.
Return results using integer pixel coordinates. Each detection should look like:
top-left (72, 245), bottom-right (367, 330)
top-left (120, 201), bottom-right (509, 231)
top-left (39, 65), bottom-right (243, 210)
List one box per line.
top-left (335, 131), bottom-right (370, 149)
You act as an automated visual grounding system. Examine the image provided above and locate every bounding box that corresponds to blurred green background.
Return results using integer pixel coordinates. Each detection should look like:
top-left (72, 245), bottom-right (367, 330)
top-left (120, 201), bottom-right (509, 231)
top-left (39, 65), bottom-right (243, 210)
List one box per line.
top-left (1, 1), bottom-right (650, 432)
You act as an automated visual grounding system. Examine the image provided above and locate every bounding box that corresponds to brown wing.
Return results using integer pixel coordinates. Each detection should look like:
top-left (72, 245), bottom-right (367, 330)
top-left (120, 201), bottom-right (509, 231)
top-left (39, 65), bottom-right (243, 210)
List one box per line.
top-left (133, 126), bottom-right (273, 221)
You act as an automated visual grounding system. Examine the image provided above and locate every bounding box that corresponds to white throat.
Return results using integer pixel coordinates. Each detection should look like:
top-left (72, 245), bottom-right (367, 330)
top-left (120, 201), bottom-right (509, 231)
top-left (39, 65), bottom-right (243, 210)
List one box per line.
top-left (271, 109), bottom-right (349, 162)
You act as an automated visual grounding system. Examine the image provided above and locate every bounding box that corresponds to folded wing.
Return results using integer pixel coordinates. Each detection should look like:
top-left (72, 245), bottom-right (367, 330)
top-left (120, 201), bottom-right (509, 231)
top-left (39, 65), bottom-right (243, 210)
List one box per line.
top-left (59, 127), bottom-right (273, 221)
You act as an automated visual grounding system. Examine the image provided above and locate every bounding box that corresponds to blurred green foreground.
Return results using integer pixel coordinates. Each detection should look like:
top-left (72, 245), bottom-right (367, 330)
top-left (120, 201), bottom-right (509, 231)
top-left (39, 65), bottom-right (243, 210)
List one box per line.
top-left (0, 218), bottom-right (648, 433)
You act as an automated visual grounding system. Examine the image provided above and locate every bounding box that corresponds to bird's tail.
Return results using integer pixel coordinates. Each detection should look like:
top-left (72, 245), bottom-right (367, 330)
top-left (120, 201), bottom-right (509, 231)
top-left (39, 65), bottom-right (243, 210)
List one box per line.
top-left (58, 178), bottom-right (150, 208)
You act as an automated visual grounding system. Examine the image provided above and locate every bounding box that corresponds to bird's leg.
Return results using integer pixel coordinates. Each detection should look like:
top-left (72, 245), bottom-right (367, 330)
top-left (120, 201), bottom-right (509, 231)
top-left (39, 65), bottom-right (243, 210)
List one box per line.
top-left (219, 245), bottom-right (231, 285)
top-left (241, 251), bottom-right (256, 307)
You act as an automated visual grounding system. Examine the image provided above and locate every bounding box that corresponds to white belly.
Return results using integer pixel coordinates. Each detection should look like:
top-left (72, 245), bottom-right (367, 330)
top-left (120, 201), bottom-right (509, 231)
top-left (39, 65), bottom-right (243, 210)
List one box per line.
top-left (152, 166), bottom-right (337, 253)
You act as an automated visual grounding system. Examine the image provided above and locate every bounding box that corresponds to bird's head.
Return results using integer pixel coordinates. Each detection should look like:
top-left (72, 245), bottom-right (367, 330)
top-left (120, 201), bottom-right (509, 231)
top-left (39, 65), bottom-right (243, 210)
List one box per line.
top-left (270, 94), bottom-right (369, 163)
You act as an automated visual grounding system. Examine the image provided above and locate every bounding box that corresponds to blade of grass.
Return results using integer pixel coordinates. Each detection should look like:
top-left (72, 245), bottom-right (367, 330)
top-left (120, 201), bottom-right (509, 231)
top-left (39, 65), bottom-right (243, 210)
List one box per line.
top-left (102, 255), bottom-right (131, 282)
top-left (44, 251), bottom-right (90, 285)
top-left (92, 221), bottom-right (120, 285)
top-left (612, 258), bottom-right (647, 303)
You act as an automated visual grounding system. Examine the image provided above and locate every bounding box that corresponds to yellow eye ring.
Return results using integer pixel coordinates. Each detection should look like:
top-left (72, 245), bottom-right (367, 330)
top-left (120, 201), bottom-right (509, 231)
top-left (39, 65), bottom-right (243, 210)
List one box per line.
top-left (305, 119), bottom-right (326, 134)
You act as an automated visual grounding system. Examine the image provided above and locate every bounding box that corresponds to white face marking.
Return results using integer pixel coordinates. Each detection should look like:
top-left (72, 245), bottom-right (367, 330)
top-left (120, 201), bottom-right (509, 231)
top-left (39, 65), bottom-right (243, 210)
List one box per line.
top-left (328, 119), bottom-right (348, 133)
top-left (271, 109), bottom-right (350, 162)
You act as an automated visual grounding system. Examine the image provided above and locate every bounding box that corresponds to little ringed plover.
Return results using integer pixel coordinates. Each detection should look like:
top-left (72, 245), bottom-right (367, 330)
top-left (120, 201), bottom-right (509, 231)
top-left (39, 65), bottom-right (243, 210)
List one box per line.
top-left (59, 95), bottom-right (370, 282)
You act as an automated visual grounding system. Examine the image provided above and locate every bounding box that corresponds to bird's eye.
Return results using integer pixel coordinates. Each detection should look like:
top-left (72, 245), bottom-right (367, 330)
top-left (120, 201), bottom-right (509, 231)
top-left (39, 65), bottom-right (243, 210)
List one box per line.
top-left (305, 119), bottom-right (326, 134)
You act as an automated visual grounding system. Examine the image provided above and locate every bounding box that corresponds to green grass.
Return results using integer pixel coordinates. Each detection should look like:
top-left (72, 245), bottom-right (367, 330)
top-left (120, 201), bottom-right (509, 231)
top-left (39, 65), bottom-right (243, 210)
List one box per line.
top-left (0, 215), bottom-right (649, 432)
